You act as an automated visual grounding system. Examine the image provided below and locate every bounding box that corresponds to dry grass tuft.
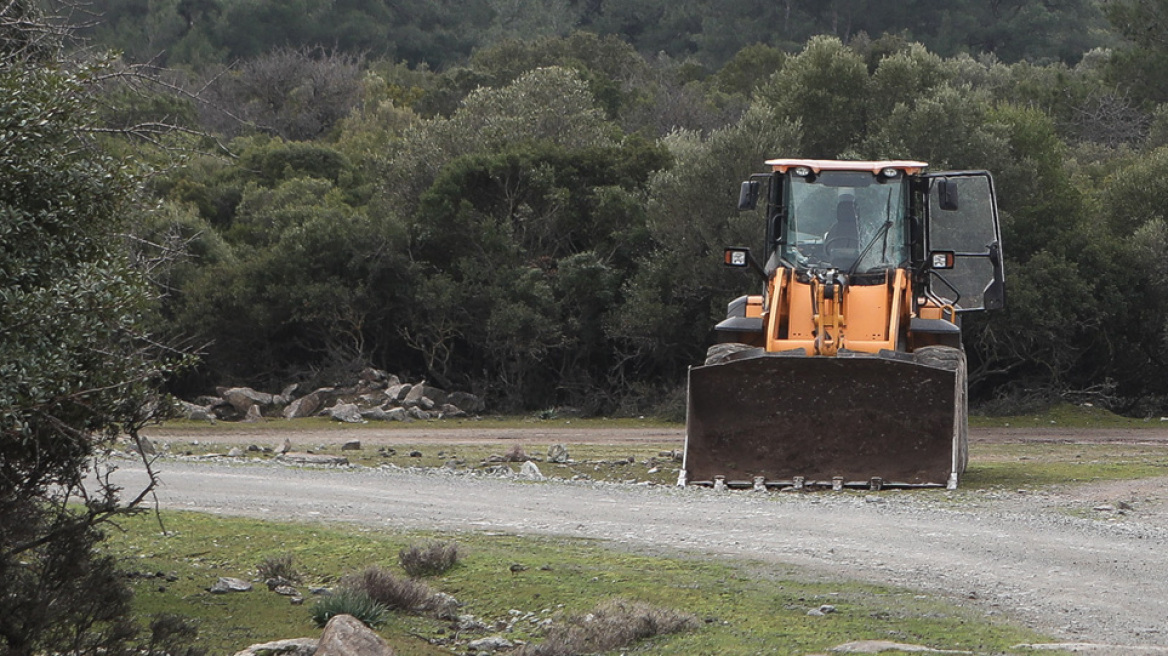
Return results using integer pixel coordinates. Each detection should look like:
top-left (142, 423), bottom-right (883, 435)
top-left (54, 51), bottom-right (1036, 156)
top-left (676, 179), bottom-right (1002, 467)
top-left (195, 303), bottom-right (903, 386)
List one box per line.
top-left (256, 552), bottom-right (300, 583)
top-left (517, 598), bottom-right (700, 656)
top-left (398, 540), bottom-right (461, 578)
top-left (342, 565), bottom-right (437, 612)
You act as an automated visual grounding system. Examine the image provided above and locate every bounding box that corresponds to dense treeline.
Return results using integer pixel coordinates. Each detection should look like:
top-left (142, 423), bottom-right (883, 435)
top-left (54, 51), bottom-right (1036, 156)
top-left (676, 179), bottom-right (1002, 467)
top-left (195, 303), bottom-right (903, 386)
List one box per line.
top-left (80, 1), bottom-right (1168, 415)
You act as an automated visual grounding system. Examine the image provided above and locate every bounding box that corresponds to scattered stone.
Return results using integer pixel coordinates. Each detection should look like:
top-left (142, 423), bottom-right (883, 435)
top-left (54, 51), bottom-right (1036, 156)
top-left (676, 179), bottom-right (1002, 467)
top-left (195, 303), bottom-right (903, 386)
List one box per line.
top-left (273, 585), bottom-right (299, 596)
top-left (407, 407), bottom-right (432, 420)
top-left (290, 596), bottom-right (304, 605)
top-left (408, 450), bottom-right (423, 458)
top-left (519, 461), bottom-right (545, 480)
top-left (547, 444), bottom-right (570, 464)
top-left (232, 637), bottom-right (318, 656)
top-left (1093, 504), bottom-right (1116, 512)
top-left (341, 440), bottom-right (362, 451)
top-left (310, 587), bottom-right (332, 596)
top-left (277, 453), bottom-right (349, 466)
top-left (247, 444), bottom-right (261, 452)
top-left (864, 496), bottom-right (886, 504)
top-left (467, 636), bottom-right (513, 652)
top-left (454, 614), bottom-right (489, 632)
top-left (227, 447), bottom-right (243, 458)
top-left (426, 592), bottom-right (461, 620)
top-left (315, 614), bottom-right (395, 656)
top-left (179, 400), bottom-right (216, 422)
top-left (209, 577), bottom-right (252, 594)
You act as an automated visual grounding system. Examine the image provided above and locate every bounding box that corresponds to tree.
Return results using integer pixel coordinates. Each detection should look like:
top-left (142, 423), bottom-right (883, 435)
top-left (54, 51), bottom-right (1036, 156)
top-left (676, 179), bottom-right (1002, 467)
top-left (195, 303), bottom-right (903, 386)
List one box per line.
top-left (1, 4), bottom-right (190, 654)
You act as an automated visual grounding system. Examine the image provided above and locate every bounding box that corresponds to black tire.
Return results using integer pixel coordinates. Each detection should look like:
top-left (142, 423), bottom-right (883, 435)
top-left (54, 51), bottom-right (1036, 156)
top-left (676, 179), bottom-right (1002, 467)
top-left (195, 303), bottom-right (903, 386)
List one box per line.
top-left (704, 342), bottom-right (755, 366)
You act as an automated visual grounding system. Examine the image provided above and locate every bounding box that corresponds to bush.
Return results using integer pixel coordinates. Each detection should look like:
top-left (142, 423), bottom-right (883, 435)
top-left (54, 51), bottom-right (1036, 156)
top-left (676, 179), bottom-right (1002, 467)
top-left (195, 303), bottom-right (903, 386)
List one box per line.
top-left (309, 588), bottom-right (389, 628)
top-left (398, 541), bottom-right (461, 578)
top-left (342, 566), bottom-right (437, 612)
top-left (517, 599), bottom-right (699, 656)
top-left (256, 553), bottom-right (300, 583)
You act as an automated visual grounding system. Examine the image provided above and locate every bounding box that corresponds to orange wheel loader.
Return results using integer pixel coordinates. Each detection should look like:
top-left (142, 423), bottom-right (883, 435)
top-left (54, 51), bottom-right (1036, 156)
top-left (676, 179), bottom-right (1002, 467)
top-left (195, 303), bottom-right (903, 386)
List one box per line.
top-left (680, 160), bottom-right (1005, 491)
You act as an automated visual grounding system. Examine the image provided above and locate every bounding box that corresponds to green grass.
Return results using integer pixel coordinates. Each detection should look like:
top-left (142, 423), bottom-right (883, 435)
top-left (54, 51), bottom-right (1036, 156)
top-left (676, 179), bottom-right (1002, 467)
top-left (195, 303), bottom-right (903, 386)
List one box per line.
top-left (964, 443), bottom-right (1168, 489)
top-left (970, 402), bottom-right (1165, 429)
top-left (106, 511), bottom-right (1061, 656)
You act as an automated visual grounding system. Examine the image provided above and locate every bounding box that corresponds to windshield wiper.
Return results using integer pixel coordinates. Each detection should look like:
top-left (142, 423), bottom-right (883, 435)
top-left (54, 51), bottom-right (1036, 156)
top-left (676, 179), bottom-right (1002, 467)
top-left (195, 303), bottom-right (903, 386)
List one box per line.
top-left (847, 220), bottom-right (893, 276)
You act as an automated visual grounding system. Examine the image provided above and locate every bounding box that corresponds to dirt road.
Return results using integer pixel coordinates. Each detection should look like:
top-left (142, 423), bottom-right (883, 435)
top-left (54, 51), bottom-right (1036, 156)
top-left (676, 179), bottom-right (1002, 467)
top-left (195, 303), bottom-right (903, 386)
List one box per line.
top-left (123, 426), bottom-right (1168, 654)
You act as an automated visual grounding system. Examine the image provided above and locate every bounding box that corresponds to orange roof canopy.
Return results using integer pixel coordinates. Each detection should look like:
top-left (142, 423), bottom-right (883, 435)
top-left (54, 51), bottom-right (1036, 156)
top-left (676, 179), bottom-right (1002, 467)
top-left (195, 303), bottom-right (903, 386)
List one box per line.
top-left (765, 159), bottom-right (928, 175)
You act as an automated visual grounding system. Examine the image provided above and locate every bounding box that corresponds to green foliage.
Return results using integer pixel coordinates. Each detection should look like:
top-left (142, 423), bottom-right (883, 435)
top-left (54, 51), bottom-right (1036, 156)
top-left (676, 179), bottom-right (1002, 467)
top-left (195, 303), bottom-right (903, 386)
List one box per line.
top-left (1, 7), bottom-right (189, 655)
top-left (309, 588), bottom-right (389, 628)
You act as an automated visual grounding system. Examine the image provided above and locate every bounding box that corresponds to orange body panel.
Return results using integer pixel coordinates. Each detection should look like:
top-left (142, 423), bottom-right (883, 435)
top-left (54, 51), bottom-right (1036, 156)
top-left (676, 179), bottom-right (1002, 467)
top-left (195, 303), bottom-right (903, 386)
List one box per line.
top-left (764, 269), bottom-right (911, 356)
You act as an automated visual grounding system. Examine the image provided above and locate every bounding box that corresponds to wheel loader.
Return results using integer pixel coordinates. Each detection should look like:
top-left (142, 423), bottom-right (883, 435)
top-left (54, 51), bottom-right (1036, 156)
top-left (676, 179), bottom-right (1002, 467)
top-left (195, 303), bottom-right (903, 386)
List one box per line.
top-left (680, 159), bottom-right (1005, 491)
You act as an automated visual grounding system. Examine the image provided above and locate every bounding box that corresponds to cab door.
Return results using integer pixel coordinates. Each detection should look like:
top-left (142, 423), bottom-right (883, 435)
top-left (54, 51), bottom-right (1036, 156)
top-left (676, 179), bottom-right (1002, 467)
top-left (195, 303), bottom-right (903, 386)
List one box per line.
top-left (924, 171), bottom-right (1005, 311)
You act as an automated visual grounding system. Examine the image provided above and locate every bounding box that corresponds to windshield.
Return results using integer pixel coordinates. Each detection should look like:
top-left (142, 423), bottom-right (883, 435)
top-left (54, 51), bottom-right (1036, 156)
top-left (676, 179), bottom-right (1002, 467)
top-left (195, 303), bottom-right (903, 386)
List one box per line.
top-left (781, 171), bottom-right (908, 274)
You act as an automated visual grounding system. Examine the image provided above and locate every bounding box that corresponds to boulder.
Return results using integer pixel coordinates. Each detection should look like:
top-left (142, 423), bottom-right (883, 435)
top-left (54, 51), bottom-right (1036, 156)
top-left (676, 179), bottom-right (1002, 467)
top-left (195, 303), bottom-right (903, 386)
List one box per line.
top-left (329, 403), bottom-right (365, 424)
top-left (437, 404), bottom-right (467, 418)
top-left (209, 577), bottom-right (252, 594)
top-left (283, 393), bottom-right (323, 419)
top-left (232, 638), bottom-right (318, 656)
top-left (315, 614), bottom-right (395, 656)
top-left (547, 444), bottom-right (570, 464)
top-left (403, 383), bottom-right (447, 407)
top-left (362, 407), bottom-right (407, 422)
top-left (467, 636), bottom-right (513, 652)
top-left (243, 404), bottom-right (264, 422)
top-left (179, 400), bottom-right (216, 422)
top-left (221, 387), bottom-right (274, 415)
top-left (519, 461), bottom-right (545, 481)
top-left (447, 391), bottom-right (485, 414)
top-left (385, 383), bottom-right (411, 403)
top-left (407, 407), bottom-right (432, 421)
top-left (341, 440), bottom-right (362, 451)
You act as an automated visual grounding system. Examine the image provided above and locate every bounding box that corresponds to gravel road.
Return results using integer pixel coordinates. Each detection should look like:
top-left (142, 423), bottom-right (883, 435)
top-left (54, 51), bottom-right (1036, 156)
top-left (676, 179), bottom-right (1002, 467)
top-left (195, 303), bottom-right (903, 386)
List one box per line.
top-left (117, 427), bottom-right (1168, 654)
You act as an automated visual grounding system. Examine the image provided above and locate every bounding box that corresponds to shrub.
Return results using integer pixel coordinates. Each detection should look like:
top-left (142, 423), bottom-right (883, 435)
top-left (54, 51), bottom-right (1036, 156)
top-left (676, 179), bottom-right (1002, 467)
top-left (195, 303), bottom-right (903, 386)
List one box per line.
top-left (517, 599), bottom-right (700, 656)
top-left (342, 566), bottom-right (436, 612)
top-left (309, 588), bottom-right (389, 628)
top-left (398, 541), bottom-right (461, 578)
top-left (256, 553), bottom-right (300, 583)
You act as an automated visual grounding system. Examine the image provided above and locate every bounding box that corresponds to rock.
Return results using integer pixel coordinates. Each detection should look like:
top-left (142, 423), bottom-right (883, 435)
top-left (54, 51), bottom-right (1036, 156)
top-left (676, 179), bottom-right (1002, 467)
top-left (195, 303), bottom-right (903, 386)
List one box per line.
top-left (454, 614), bottom-right (489, 632)
top-left (447, 391), bottom-right (485, 413)
top-left (315, 613), bottom-right (396, 656)
top-left (407, 407), bottom-right (432, 420)
top-left (209, 577), bottom-right (252, 594)
top-left (221, 387), bottom-right (274, 415)
top-left (437, 404), bottom-right (467, 418)
top-left (242, 404), bottom-right (264, 422)
top-left (408, 450), bottom-right (423, 458)
top-left (361, 407), bottom-right (405, 421)
top-left (404, 382), bottom-right (448, 407)
top-left (227, 447), bottom-right (243, 458)
top-left (247, 444), bottom-right (261, 452)
top-left (547, 444), bottom-right (570, 464)
top-left (426, 592), bottom-right (461, 620)
top-left (274, 383), bottom-right (299, 406)
top-left (329, 403), bottom-right (365, 424)
top-left (341, 440), bottom-right (362, 451)
top-left (273, 585), bottom-right (299, 596)
top-left (1093, 504), bottom-right (1116, 512)
top-left (179, 400), bottom-right (216, 422)
top-left (467, 636), bottom-right (513, 652)
top-left (519, 461), bottom-right (545, 480)
top-left (277, 453), bottom-right (350, 466)
top-left (232, 637), bottom-right (318, 656)
top-left (386, 383), bottom-right (412, 402)
top-left (283, 393), bottom-right (323, 419)
top-left (131, 436), bottom-right (156, 456)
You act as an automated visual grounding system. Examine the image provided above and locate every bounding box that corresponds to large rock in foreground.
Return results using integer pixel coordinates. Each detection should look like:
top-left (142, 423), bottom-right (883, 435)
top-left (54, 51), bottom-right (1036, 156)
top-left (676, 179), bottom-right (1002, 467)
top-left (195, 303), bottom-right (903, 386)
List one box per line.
top-left (316, 614), bottom-right (395, 656)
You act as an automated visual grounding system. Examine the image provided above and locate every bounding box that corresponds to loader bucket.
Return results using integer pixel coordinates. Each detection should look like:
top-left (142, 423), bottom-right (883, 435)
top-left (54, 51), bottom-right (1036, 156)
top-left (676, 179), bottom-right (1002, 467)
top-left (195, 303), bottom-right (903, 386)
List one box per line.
top-left (682, 348), bottom-right (967, 489)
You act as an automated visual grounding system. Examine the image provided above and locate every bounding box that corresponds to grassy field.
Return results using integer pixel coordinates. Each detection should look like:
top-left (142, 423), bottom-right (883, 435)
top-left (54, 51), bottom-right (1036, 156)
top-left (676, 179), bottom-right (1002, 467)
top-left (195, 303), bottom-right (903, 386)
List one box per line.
top-left (109, 404), bottom-right (1168, 654)
top-left (108, 511), bottom-right (1057, 656)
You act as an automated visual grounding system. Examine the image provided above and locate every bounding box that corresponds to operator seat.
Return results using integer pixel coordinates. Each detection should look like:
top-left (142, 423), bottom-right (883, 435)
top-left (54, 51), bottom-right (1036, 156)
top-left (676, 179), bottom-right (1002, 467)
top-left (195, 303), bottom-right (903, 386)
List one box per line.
top-left (825, 197), bottom-right (860, 268)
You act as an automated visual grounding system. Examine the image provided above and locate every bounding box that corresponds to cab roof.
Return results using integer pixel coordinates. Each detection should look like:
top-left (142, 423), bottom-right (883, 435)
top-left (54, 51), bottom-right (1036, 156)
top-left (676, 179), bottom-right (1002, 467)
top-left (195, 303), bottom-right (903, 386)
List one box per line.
top-left (765, 159), bottom-right (928, 175)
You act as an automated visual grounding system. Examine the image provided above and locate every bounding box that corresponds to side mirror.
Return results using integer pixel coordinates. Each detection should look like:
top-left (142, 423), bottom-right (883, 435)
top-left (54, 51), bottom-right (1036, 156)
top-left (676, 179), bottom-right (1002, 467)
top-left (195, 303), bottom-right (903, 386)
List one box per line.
top-left (937, 179), bottom-right (959, 211)
top-left (737, 180), bottom-right (760, 211)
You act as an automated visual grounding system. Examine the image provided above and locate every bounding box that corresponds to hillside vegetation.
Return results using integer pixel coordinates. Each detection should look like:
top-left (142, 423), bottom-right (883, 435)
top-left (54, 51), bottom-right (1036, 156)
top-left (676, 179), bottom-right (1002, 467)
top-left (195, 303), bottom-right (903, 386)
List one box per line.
top-left (70, 0), bottom-right (1168, 417)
